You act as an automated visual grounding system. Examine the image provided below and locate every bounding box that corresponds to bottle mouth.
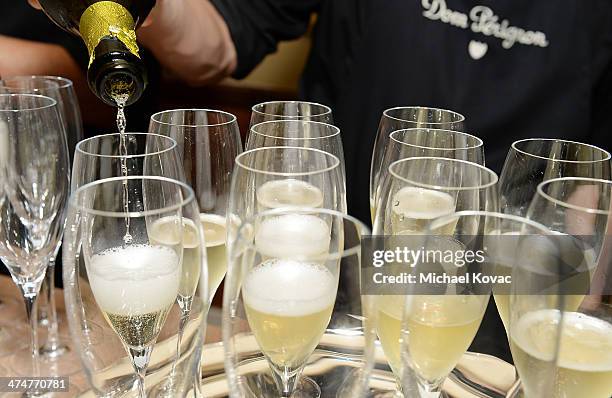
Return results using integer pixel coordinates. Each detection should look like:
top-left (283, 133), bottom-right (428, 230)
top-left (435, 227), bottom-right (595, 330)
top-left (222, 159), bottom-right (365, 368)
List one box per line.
top-left (88, 37), bottom-right (148, 107)
top-left (97, 70), bottom-right (143, 107)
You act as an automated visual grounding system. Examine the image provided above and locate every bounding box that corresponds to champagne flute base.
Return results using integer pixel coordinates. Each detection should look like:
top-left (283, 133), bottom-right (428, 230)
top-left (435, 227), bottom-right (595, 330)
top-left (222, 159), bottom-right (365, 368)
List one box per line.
top-left (38, 338), bottom-right (82, 376)
top-left (377, 390), bottom-right (449, 398)
top-left (148, 371), bottom-right (184, 398)
top-left (377, 389), bottom-right (405, 398)
top-left (7, 341), bottom-right (81, 377)
top-left (39, 343), bottom-right (69, 360)
top-left (288, 376), bottom-right (321, 398)
top-left (245, 372), bottom-right (322, 398)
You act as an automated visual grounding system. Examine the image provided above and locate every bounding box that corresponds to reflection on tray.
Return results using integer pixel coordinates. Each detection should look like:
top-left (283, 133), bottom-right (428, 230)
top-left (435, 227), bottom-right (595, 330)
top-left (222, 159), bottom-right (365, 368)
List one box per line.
top-left (77, 330), bottom-right (516, 397)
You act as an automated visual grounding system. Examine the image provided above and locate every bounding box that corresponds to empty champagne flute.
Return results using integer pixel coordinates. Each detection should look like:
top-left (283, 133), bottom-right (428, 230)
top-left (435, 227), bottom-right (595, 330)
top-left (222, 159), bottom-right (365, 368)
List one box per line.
top-left (149, 109), bottom-right (242, 308)
top-left (72, 132), bottom-right (184, 191)
top-left (0, 94), bottom-right (69, 388)
top-left (247, 120), bottom-right (345, 187)
top-left (63, 176), bottom-right (208, 397)
top-left (499, 138), bottom-right (611, 217)
top-left (250, 100), bottom-right (333, 128)
top-left (509, 177), bottom-right (612, 398)
top-left (371, 128), bottom-right (484, 222)
top-left (372, 157), bottom-right (497, 396)
top-left (0, 76), bottom-right (84, 369)
top-left (370, 107), bottom-right (465, 215)
top-left (0, 76), bottom-right (82, 162)
top-left (223, 207), bottom-right (375, 398)
top-left (247, 120), bottom-right (344, 163)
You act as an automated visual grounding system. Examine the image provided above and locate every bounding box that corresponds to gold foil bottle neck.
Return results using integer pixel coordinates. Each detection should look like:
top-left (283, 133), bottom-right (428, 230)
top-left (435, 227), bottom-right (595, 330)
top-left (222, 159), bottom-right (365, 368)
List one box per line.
top-left (79, 1), bottom-right (140, 66)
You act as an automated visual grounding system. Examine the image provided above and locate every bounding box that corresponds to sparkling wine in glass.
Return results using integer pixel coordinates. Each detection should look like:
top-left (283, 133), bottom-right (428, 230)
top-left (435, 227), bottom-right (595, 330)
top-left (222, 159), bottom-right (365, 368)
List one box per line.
top-left (509, 176), bottom-right (612, 398)
top-left (372, 157), bottom-right (498, 396)
top-left (64, 176), bottom-right (207, 397)
top-left (224, 207), bottom-right (375, 398)
top-left (149, 109), bottom-right (242, 307)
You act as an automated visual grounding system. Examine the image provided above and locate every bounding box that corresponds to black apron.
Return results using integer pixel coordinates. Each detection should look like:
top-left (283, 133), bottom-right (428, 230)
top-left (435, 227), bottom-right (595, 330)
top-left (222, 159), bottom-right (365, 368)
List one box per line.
top-left (303, 0), bottom-right (612, 361)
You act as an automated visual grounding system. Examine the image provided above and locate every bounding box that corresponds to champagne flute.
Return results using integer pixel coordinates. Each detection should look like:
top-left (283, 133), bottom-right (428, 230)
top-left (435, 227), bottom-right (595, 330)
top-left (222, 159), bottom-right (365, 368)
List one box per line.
top-left (223, 207), bottom-right (375, 398)
top-left (395, 211), bottom-right (512, 398)
top-left (0, 76), bottom-right (83, 163)
top-left (370, 107), bottom-right (465, 217)
top-left (374, 157), bottom-right (498, 235)
top-left (247, 120), bottom-right (345, 188)
top-left (250, 100), bottom-right (333, 128)
top-left (372, 157), bottom-right (497, 396)
top-left (509, 177), bottom-right (612, 398)
top-left (247, 119), bottom-right (344, 165)
top-left (149, 109), bottom-right (242, 307)
top-left (371, 128), bottom-right (484, 222)
top-left (0, 76), bottom-right (84, 368)
top-left (499, 138), bottom-right (611, 217)
top-left (72, 132), bottom-right (183, 190)
top-left (72, 133), bottom-right (193, 395)
top-left (0, 94), bottom-right (69, 389)
top-left (480, 213), bottom-right (554, 336)
top-left (499, 139), bottom-right (610, 391)
top-left (229, 146), bottom-right (346, 246)
top-left (63, 176), bottom-right (208, 398)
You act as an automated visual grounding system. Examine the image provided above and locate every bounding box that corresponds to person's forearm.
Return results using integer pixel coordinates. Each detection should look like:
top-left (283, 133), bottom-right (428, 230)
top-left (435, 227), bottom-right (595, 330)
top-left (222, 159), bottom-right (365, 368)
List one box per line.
top-left (0, 35), bottom-right (82, 78)
top-left (0, 35), bottom-right (114, 126)
top-left (137, 0), bottom-right (237, 86)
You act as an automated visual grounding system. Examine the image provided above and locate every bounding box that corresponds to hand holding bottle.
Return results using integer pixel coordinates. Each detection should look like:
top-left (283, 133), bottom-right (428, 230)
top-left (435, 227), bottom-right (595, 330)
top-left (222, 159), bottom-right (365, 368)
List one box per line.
top-left (137, 0), bottom-right (236, 85)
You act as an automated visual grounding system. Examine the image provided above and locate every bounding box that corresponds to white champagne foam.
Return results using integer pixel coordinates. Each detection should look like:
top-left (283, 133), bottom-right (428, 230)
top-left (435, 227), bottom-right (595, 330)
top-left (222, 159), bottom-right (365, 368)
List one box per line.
top-left (392, 186), bottom-right (455, 219)
top-left (257, 179), bottom-right (324, 208)
top-left (255, 214), bottom-right (331, 258)
top-left (513, 310), bottom-right (612, 371)
top-left (243, 259), bottom-right (336, 317)
top-left (88, 244), bottom-right (180, 315)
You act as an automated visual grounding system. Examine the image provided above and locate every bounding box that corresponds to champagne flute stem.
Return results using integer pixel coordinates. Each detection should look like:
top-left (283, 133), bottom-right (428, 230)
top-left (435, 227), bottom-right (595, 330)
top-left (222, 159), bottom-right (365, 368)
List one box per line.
top-left (128, 346), bottom-right (153, 398)
top-left (38, 278), bottom-right (49, 326)
top-left (417, 380), bottom-right (444, 398)
top-left (166, 302), bottom-right (191, 389)
top-left (22, 292), bottom-right (41, 378)
top-left (271, 365), bottom-right (301, 397)
top-left (42, 258), bottom-right (62, 354)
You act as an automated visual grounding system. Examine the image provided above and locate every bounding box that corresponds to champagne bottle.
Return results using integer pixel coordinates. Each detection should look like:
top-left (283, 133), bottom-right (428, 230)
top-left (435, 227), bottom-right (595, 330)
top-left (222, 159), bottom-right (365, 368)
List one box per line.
top-left (37, 0), bottom-right (155, 106)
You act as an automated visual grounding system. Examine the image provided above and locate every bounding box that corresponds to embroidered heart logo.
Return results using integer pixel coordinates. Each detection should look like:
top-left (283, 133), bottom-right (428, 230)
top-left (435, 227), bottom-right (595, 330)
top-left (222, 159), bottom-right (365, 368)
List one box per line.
top-left (468, 40), bottom-right (488, 60)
